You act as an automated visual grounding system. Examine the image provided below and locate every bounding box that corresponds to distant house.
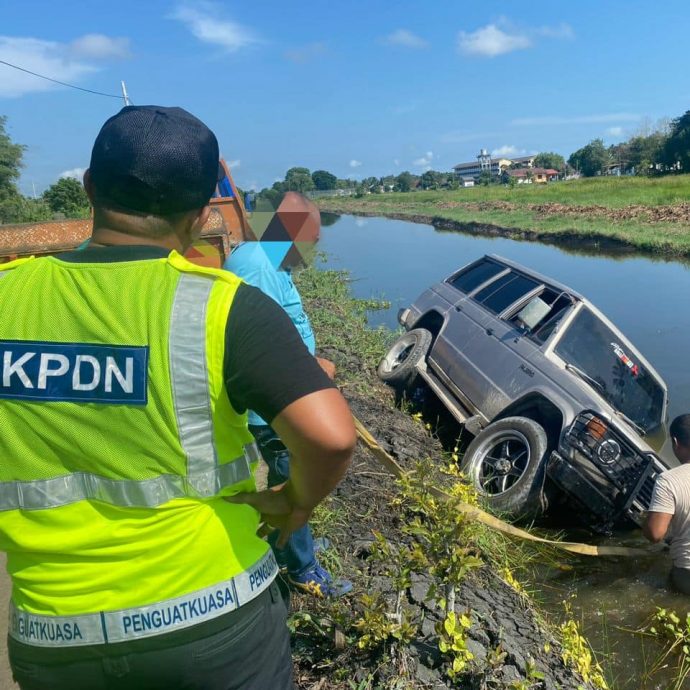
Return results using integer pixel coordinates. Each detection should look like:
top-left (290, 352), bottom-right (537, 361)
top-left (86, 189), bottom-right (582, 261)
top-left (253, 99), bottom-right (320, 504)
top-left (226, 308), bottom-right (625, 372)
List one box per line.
top-left (453, 157), bottom-right (513, 179)
top-left (505, 168), bottom-right (559, 184)
top-left (459, 176), bottom-right (475, 188)
top-left (508, 155), bottom-right (537, 169)
top-left (452, 151), bottom-right (538, 180)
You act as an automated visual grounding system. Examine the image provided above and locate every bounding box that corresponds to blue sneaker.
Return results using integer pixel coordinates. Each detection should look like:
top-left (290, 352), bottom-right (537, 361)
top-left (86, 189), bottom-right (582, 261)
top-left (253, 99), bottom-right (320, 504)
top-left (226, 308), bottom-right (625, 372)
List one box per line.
top-left (313, 537), bottom-right (331, 553)
top-left (276, 537), bottom-right (331, 574)
top-left (288, 562), bottom-right (353, 598)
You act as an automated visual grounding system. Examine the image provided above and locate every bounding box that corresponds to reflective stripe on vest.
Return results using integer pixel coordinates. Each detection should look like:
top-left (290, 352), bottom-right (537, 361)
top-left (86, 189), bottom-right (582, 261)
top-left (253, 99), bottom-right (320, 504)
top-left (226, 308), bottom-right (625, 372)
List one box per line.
top-left (170, 273), bottom-right (219, 495)
top-left (0, 271), bottom-right (257, 511)
top-left (8, 549), bottom-right (278, 647)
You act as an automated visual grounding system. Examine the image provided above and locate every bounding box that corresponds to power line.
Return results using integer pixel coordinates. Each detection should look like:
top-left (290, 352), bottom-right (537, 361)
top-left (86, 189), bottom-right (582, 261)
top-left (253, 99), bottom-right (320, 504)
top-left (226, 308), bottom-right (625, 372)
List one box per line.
top-left (0, 59), bottom-right (123, 99)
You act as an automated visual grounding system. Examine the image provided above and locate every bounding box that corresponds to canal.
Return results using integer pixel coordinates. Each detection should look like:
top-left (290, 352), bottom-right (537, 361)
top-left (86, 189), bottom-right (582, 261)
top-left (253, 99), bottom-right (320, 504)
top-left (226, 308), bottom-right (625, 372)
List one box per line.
top-left (318, 213), bottom-right (690, 689)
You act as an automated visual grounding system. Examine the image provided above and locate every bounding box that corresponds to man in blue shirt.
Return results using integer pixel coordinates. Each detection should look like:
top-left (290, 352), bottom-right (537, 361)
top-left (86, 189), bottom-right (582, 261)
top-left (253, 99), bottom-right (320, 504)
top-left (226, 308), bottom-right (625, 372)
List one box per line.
top-left (225, 192), bottom-right (351, 598)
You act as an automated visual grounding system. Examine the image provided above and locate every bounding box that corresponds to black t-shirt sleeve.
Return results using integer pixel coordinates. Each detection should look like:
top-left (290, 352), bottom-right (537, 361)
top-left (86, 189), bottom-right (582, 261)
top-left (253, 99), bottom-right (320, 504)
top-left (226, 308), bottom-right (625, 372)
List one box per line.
top-left (224, 283), bottom-right (335, 423)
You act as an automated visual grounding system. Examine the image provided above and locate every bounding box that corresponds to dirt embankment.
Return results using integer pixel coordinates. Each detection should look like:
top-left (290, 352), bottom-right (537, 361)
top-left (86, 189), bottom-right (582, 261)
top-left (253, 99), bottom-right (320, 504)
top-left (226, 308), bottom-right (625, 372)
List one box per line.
top-left (319, 198), bottom-right (690, 258)
top-left (434, 199), bottom-right (690, 224)
top-left (288, 327), bottom-right (599, 688)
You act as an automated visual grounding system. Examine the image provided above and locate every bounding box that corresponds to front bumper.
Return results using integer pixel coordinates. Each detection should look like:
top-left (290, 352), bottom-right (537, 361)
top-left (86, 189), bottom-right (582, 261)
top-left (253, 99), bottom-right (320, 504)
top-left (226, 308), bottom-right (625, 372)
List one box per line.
top-left (547, 449), bottom-right (657, 528)
top-left (546, 412), bottom-right (664, 528)
top-left (547, 451), bottom-right (621, 525)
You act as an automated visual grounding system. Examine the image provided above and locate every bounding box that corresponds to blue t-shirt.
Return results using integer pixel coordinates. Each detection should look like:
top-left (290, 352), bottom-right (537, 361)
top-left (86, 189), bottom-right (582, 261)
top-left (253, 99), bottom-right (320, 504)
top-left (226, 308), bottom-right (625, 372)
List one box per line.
top-left (224, 242), bottom-right (316, 426)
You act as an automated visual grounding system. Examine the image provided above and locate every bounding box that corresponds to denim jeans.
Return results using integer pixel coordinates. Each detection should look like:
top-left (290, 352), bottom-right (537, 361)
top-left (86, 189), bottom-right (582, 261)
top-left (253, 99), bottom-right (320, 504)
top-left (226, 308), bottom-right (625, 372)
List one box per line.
top-left (249, 425), bottom-right (316, 577)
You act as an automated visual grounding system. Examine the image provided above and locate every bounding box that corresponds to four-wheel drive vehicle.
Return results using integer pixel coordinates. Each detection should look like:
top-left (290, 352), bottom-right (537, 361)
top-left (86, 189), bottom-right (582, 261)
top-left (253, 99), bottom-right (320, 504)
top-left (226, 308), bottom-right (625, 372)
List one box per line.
top-left (378, 254), bottom-right (670, 529)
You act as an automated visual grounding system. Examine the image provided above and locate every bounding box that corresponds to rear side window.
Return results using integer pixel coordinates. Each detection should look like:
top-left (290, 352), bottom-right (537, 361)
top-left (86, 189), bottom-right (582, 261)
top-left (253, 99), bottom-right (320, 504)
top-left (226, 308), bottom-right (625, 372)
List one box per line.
top-left (474, 272), bottom-right (539, 314)
top-left (449, 260), bottom-right (504, 294)
top-left (508, 288), bottom-right (573, 343)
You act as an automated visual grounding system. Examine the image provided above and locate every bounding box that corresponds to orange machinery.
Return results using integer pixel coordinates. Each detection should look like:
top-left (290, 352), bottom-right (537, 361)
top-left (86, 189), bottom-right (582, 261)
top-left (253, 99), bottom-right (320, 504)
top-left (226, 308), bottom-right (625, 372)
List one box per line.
top-left (0, 160), bottom-right (249, 268)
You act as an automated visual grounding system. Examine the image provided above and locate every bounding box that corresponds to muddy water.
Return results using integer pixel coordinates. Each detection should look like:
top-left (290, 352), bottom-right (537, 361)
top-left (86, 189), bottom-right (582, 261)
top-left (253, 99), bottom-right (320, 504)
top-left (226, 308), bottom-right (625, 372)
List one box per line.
top-left (318, 214), bottom-right (690, 688)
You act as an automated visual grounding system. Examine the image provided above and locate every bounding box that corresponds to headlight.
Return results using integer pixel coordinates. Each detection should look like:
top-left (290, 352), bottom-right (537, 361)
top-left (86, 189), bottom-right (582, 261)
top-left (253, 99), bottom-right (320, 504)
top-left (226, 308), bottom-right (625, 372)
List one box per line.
top-left (597, 439), bottom-right (621, 465)
top-left (566, 412), bottom-right (649, 494)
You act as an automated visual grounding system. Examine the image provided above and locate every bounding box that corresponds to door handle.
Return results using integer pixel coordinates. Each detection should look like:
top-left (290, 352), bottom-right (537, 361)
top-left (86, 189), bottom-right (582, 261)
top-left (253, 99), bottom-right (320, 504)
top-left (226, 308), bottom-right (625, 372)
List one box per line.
top-left (454, 305), bottom-right (462, 312)
top-left (486, 328), bottom-right (494, 336)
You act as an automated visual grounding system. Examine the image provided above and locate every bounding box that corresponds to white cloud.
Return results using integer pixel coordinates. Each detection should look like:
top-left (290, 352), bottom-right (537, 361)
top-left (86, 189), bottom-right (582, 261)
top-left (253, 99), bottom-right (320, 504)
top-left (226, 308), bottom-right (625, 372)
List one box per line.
top-left (413, 151), bottom-right (434, 168)
top-left (349, 159), bottom-right (362, 168)
top-left (0, 36), bottom-right (97, 97)
top-left (512, 113), bottom-right (641, 126)
top-left (393, 159), bottom-right (400, 166)
top-left (70, 34), bottom-right (131, 60)
top-left (382, 29), bottom-right (428, 49)
top-left (0, 32), bottom-right (131, 98)
top-left (227, 159), bottom-right (241, 169)
top-left (458, 24), bottom-right (531, 57)
top-left (457, 20), bottom-right (574, 58)
top-left (491, 145), bottom-right (526, 157)
top-left (605, 126), bottom-right (624, 138)
top-left (59, 167), bottom-right (86, 181)
top-left (171, 2), bottom-right (259, 52)
top-left (284, 42), bottom-right (326, 64)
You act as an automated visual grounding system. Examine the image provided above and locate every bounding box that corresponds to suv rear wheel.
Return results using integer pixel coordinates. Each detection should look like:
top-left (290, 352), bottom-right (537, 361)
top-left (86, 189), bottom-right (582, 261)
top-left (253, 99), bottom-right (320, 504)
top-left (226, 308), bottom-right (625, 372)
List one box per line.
top-left (461, 416), bottom-right (549, 521)
top-left (378, 328), bottom-right (432, 390)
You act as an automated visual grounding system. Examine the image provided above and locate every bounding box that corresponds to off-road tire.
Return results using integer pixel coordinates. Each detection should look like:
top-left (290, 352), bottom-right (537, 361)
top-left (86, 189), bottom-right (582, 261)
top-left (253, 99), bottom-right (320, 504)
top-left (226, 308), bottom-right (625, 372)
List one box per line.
top-left (377, 328), bottom-right (432, 391)
top-left (461, 416), bottom-right (549, 522)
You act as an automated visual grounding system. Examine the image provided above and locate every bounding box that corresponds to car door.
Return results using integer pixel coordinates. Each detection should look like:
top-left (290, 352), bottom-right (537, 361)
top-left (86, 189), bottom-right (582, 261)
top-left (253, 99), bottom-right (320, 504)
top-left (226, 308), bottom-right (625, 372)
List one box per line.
top-left (470, 286), bottom-right (576, 419)
top-left (427, 259), bottom-right (507, 410)
top-left (438, 271), bottom-right (543, 416)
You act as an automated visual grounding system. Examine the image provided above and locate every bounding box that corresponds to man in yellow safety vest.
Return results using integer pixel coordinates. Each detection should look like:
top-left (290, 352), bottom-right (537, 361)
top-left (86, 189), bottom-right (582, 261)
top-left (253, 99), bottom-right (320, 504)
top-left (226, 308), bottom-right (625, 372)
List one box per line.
top-left (0, 105), bottom-right (355, 690)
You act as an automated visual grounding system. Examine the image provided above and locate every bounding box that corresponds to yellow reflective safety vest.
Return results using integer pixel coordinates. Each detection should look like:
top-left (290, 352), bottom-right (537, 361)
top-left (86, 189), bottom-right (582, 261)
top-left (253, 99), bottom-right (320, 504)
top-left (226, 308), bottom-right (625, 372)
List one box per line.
top-left (0, 251), bottom-right (277, 647)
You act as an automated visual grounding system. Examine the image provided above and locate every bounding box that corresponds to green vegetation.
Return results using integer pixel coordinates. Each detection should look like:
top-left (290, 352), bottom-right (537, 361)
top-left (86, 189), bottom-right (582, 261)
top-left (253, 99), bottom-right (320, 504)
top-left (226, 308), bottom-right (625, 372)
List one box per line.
top-left (317, 175), bottom-right (690, 256)
top-left (43, 176), bottom-right (90, 219)
top-left (568, 139), bottom-right (610, 177)
top-left (0, 115), bottom-right (91, 224)
top-left (643, 608), bottom-right (690, 690)
top-left (0, 115), bottom-right (51, 223)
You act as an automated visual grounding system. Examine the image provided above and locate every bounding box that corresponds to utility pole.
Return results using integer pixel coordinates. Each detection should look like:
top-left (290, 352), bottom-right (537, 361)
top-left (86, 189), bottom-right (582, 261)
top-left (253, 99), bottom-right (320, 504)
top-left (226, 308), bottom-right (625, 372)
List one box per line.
top-left (31, 180), bottom-right (37, 200)
top-left (121, 81), bottom-right (131, 107)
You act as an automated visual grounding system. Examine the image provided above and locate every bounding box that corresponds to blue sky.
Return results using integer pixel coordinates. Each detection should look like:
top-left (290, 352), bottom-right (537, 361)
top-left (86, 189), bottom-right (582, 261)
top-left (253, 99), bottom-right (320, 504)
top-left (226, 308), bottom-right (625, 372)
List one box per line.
top-left (2, 0), bottom-right (689, 194)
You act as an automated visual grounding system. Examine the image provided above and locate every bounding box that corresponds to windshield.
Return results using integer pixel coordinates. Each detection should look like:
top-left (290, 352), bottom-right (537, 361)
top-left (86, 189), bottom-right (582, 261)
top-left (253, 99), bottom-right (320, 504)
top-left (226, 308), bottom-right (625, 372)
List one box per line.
top-left (555, 307), bottom-right (665, 433)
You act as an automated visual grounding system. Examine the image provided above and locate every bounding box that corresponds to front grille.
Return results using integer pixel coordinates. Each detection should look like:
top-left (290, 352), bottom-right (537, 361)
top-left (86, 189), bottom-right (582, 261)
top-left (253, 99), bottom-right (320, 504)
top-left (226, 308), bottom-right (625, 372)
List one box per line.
top-left (565, 412), bottom-right (650, 503)
top-left (636, 474), bottom-right (656, 509)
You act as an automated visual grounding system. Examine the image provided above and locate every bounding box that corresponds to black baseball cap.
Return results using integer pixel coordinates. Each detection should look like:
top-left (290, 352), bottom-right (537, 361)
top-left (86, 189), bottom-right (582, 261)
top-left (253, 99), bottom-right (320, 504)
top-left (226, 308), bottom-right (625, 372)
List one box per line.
top-left (89, 105), bottom-right (220, 215)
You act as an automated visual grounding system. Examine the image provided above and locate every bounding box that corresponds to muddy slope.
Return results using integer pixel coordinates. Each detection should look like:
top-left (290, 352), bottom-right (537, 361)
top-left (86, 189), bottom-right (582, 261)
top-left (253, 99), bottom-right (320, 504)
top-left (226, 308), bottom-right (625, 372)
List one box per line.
top-left (290, 370), bottom-right (598, 689)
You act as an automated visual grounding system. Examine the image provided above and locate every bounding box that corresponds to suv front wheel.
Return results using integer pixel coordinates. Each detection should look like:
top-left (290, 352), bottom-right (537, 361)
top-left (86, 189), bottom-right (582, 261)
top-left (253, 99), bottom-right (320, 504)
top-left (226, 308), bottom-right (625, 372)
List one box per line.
top-left (461, 416), bottom-right (549, 521)
top-left (378, 328), bottom-right (432, 391)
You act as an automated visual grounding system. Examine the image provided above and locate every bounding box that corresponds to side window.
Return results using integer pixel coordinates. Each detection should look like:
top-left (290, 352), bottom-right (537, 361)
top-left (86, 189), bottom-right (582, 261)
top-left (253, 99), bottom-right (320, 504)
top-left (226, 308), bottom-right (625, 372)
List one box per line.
top-left (474, 272), bottom-right (539, 314)
top-left (508, 288), bottom-right (573, 343)
top-left (448, 260), bottom-right (504, 294)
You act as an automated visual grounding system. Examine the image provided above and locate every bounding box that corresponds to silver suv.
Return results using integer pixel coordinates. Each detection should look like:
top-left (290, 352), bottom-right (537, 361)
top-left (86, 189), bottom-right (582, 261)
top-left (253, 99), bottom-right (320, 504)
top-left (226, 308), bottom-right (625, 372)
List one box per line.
top-left (378, 254), bottom-right (670, 529)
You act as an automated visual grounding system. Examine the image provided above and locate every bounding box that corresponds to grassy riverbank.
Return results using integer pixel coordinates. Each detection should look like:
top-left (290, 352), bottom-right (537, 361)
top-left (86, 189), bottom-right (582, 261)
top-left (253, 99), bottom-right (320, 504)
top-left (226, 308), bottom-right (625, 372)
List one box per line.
top-left (290, 265), bottom-right (609, 689)
top-left (318, 175), bottom-right (690, 256)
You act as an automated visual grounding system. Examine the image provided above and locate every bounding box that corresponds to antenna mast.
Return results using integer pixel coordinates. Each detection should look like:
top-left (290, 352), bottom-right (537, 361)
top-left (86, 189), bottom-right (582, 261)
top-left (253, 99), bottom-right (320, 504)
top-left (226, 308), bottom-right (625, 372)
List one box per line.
top-left (121, 81), bottom-right (131, 107)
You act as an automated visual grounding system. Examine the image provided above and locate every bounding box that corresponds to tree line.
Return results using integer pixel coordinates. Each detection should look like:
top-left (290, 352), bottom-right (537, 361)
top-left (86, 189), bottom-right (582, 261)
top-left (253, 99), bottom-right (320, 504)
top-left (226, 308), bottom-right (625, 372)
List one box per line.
top-left (4, 108), bottom-right (690, 225)
top-left (567, 112), bottom-right (690, 177)
top-left (0, 116), bottom-right (90, 224)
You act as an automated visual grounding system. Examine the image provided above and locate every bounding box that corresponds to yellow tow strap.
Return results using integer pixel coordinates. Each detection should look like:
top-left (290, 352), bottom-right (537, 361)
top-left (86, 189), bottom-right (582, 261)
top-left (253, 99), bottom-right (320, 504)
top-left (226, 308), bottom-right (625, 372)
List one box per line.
top-left (353, 416), bottom-right (656, 558)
